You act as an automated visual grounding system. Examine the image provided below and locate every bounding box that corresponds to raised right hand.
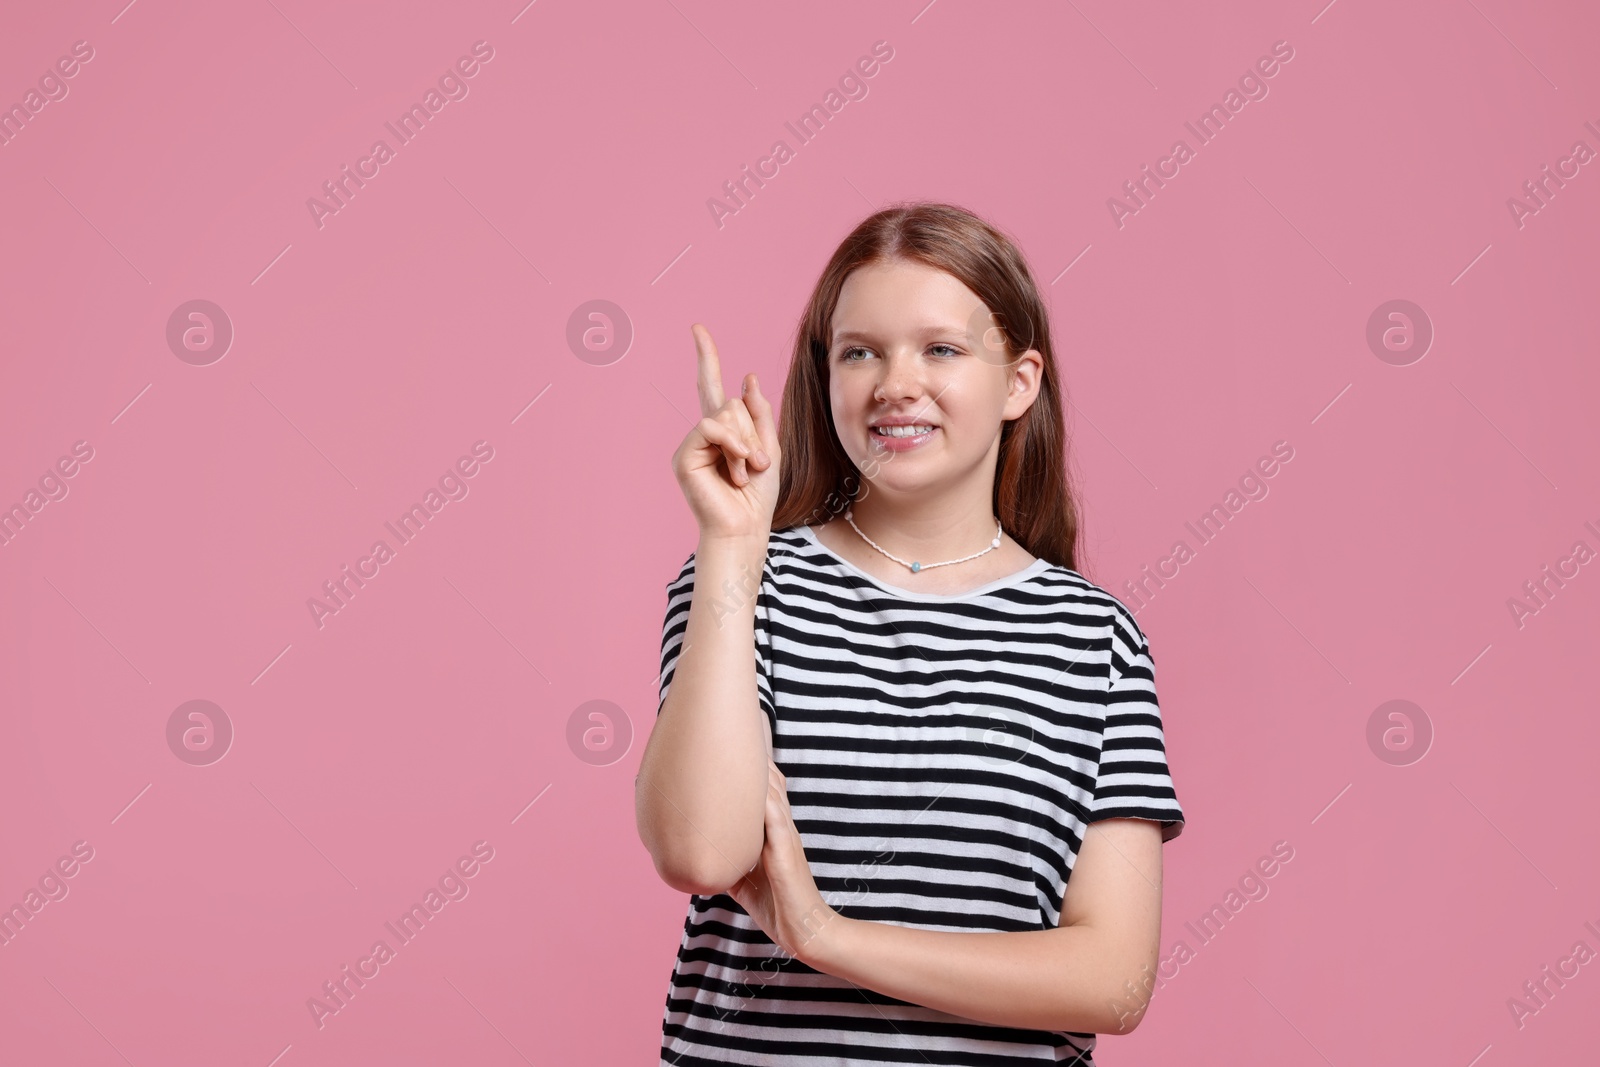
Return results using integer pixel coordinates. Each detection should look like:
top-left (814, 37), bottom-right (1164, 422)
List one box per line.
top-left (670, 323), bottom-right (781, 543)
top-left (668, 321), bottom-right (780, 543)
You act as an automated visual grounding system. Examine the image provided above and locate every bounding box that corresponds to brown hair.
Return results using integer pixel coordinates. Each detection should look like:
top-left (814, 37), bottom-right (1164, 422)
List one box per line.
top-left (769, 201), bottom-right (1084, 574)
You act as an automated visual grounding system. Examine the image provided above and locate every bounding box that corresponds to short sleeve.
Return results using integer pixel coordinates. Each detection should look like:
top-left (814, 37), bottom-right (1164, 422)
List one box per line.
top-left (656, 549), bottom-right (777, 735)
top-left (1087, 619), bottom-right (1185, 842)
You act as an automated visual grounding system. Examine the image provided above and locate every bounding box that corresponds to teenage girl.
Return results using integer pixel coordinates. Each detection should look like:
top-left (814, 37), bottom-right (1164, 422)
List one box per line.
top-left (637, 202), bottom-right (1185, 1065)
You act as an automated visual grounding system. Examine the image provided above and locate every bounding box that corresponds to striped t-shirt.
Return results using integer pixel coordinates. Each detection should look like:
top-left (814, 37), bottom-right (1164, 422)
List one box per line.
top-left (655, 524), bottom-right (1185, 1066)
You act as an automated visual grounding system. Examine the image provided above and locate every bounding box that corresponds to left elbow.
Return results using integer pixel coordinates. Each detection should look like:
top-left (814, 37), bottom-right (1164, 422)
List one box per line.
top-left (1099, 995), bottom-right (1147, 1035)
top-left (1098, 964), bottom-right (1159, 1034)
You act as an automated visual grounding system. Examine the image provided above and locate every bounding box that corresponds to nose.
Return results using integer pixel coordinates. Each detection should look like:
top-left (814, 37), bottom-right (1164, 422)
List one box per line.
top-left (872, 347), bottom-right (925, 404)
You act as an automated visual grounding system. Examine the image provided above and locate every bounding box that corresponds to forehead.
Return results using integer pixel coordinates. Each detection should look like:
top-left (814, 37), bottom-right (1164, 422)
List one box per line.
top-left (830, 260), bottom-right (985, 341)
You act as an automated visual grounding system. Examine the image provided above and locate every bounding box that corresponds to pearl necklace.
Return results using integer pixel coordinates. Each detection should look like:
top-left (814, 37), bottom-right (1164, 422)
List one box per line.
top-left (842, 509), bottom-right (1004, 573)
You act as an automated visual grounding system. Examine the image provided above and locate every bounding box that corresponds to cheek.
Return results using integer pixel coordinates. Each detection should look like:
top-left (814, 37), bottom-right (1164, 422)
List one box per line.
top-left (831, 382), bottom-right (871, 435)
top-left (929, 380), bottom-right (996, 430)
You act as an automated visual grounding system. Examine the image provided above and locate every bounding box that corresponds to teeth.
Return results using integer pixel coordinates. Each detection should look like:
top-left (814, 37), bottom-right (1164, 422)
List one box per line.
top-left (873, 425), bottom-right (934, 437)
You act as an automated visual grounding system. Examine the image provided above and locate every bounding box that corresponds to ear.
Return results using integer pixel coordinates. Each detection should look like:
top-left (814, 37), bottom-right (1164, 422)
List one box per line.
top-left (1003, 349), bottom-right (1045, 420)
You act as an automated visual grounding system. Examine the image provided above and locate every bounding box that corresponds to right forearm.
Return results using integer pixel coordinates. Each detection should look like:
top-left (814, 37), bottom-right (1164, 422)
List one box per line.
top-left (637, 535), bottom-right (771, 894)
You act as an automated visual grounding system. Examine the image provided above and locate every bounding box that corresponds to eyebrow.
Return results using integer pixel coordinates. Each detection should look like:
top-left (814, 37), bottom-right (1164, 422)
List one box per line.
top-left (831, 325), bottom-right (968, 346)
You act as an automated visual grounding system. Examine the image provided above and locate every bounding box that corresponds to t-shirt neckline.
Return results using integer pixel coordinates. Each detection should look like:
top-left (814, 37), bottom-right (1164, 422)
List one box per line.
top-left (797, 523), bottom-right (1053, 602)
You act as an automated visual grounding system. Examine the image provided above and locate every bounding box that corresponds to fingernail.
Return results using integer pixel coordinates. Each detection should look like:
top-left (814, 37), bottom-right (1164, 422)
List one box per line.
top-left (755, 450), bottom-right (770, 465)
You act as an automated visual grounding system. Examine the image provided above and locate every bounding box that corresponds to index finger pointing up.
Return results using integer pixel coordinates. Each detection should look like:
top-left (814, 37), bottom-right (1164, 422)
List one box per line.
top-left (692, 324), bottom-right (727, 417)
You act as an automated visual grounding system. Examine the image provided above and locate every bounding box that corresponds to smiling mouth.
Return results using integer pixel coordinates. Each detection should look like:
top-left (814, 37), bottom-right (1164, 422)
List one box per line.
top-left (871, 425), bottom-right (938, 438)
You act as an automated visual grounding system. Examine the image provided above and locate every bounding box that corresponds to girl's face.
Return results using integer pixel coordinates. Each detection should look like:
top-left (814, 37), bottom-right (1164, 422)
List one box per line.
top-left (826, 258), bottom-right (1043, 498)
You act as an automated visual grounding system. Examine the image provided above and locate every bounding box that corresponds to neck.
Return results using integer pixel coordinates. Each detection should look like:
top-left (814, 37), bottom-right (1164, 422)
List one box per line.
top-left (844, 495), bottom-right (999, 563)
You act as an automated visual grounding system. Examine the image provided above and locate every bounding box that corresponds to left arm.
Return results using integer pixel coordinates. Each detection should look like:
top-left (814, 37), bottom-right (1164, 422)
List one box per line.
top-left (802, 817), bottom-right (1164, 1034)
top-left (730, 762), bottom-right (1166, 1036)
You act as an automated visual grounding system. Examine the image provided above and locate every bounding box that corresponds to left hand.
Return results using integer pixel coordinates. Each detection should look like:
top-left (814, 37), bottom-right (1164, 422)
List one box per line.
top-left (727, 760), bottom-right (840, 964)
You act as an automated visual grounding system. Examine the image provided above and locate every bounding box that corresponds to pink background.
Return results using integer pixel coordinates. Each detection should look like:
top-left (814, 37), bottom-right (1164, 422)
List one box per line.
top-left (2, 0), bottom-right (1597, 1063)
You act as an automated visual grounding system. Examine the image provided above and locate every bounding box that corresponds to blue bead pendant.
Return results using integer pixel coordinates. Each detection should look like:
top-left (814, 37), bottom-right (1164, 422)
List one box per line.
top-left (910, 562), bottom-right (922, 572)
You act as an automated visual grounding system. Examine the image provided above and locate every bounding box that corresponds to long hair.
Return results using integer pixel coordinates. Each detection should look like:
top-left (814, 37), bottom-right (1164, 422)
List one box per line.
top-left (769, 201), bottom-right (1084, 574)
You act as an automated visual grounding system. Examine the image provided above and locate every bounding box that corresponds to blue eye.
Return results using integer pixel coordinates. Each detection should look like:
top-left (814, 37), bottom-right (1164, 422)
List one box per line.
top-left (839, 344), bottom-right (961, 362)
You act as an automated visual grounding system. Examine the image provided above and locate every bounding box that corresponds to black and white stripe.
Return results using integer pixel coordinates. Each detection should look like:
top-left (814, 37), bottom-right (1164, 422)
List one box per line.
top-left (655, 525), bottom-right (1185, 1065)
